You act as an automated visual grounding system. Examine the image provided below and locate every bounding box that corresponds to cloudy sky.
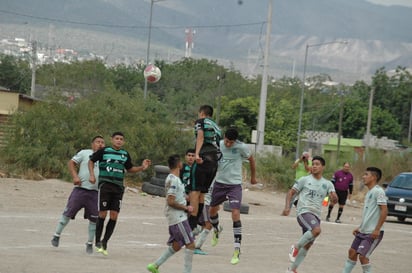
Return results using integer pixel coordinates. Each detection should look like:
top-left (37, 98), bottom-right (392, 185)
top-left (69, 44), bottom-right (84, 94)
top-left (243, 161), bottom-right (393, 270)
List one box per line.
top-left (367, 0), bottom-right (412, 7)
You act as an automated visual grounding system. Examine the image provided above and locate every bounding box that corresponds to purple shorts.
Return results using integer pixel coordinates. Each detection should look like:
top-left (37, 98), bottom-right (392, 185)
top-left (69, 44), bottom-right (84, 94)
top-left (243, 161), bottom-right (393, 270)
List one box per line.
top-left (351, 231), bottom-right (384, 258)
top-left (167, 220), bottom-right (194, 247)
top-left (210, 182), bottom-right (242, 209)
top-left (63, 187), bottom-right (98, 223)
top-left (297, 212), bottom-right (321, 234)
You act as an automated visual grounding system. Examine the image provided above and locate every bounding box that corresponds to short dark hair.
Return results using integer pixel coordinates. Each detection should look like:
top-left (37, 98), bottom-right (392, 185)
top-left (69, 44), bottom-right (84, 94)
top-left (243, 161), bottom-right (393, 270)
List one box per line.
top-left (225, 128), bottom-right (239, 141)
top-left (199, 105), bottom-right (213, 117)
top-left (366, 167), bottom-right (382, 182)
top-left (168, 154), bottom-right (181, 169)
top-left (312, 155), bottom-right (326, 166)
top-left (185, 148), bottom-right (195, 154)
top-left (111, 131), bottom-right (124, 138)
top-left (92, 135), bottom-right (104, 142)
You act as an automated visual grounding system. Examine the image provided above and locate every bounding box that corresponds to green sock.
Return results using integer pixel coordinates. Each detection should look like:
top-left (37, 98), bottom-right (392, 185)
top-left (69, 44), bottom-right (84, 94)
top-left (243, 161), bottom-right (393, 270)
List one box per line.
top-left (184, 248), bottom-right (194, 273)
top-left (296, 230), bottom-right (314, 249)
top-left (342, 259), bottom-right (356, 273)
top-left (291, 247), bottom-right (307, 270)
top-left (155, 246), bottom-right (176, 267)
top-left (361, 263), bottom-right (371, 273)
top-left (88, 222), bottom-right (96, 243)
top-left (55, 215), bottom-right (70, 235)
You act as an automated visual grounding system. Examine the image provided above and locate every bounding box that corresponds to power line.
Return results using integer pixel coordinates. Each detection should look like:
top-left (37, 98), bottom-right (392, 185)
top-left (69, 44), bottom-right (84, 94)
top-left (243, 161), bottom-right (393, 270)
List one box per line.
top-left (0, 9), bottom-right (265, 30)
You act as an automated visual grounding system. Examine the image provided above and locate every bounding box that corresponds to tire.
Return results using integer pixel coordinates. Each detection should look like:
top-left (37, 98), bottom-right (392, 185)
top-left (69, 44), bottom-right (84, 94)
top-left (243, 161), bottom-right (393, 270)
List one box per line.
top-left (397, 216), bottom-right (406, 222)
top-left (155, 172), bottom-right (169, 180)
top-left (150, 177), bottom-right (166, 187)
top-left (223, 201), bottom-right (250, 214)
top-left (154, 165), bottom-right (169, 174)
top-left (142, 182), bottom-right (165, 197)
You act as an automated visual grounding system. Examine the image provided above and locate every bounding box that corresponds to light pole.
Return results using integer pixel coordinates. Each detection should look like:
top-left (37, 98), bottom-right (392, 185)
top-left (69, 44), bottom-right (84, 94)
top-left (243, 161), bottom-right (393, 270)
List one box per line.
top-left (256, 0), bottom-right (273, 153)
top-left (144, 0), bottom-right (164, 99)
top-left (295, 40), bottom-right (347, 159)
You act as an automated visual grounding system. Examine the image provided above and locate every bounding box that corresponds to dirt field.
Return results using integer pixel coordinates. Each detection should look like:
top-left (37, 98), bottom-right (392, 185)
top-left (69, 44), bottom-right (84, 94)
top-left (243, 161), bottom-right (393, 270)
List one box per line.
top-left (0, 178), bottom-right (411, 273)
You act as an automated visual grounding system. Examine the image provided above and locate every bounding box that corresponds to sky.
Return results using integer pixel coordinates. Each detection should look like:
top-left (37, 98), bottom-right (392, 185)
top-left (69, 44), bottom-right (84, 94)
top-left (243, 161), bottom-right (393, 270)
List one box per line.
top-left (366, 0), bottom-right (412, 7)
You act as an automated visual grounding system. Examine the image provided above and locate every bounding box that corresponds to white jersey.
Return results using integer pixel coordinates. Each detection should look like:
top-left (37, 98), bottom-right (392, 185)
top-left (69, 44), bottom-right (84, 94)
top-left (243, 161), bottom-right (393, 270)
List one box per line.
top-left (359, 185), bottom-right (387, 234)
top-left (164, 173), bottom-right (188, 225)
top-left (71, 149), bottom-right (99, 191)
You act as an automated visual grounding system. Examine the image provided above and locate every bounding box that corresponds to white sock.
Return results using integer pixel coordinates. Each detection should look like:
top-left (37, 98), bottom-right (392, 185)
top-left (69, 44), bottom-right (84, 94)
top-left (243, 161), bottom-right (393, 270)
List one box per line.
top-left (155, 246), bottom-right (175, 266)
top-left (195, 229), bottom-right (210, 249)
top-left (184, 248), bottom-right (194, 273)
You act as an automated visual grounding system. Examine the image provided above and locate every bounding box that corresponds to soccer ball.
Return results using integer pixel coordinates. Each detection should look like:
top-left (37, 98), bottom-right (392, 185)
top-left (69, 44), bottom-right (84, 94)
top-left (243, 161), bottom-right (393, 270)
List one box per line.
top-left (144, 64), bottom-right (161, 83)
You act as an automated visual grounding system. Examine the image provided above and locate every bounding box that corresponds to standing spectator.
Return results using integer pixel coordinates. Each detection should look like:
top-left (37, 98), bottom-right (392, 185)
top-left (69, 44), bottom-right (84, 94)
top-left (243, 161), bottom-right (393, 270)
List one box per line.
top-left (290, 151), bottom-right (312, 207)
top-left (341, 167), bottom-right (387, 273)
top-left (189, 105), bottom-right (222, 232)
top-left (88, 131), bottom-right (151, 255)
top-left (51, 135), bottom-right (105, 253)
top-left (180, 148), bottom-right (196, 194)
top-left (147, 154), bottom-right (195, 273)
top-left (208, 128), bottom-right (257, 265)
top-left (282, 156), bottom-right (338, 273)
top-left (326, 162), bottom-right (354, 223)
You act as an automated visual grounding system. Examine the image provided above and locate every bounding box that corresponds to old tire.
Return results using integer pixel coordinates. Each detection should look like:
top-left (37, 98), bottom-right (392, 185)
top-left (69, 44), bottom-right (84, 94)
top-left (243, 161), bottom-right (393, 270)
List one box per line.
top-left (154, 165), bottom-right (169, 179)
top-left (223, 201), bottom-right (249, 214)
top-left (142, 182), bottom-right (165, 197)
top-left (150, 177), bottom-right (166, 187)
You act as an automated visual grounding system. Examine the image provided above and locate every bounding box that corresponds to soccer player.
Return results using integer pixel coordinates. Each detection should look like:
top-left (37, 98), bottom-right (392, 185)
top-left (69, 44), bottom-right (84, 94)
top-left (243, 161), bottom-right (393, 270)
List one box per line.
top-left (282, 156), bottom-right (338, 273)
top-left (180, 148), bottom-right (196, 194)
top-left (341, 167), bottom-right (387, 273)
top-left (208, 128), bottom-right (257, 265)
top-left (147, 154), bottom-right (195, 273)
top-left (88, 131), bottom-right (151, 255)
top-left (51, 135), bottom-right (105, 253)
top-left (189, 105), bottom-right (222, 232)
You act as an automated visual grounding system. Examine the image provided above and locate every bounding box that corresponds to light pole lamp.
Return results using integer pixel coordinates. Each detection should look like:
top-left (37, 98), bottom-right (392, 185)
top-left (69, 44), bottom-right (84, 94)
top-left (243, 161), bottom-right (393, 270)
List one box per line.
top-left (144, 0), bottom-right (165, 99)
top-left (295, 40), bottom-right (347, 159)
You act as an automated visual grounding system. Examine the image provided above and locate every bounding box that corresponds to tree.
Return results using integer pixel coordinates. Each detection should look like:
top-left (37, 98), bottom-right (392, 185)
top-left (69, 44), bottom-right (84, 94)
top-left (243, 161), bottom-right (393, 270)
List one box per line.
top-left (0, 54), bottom-right (31, 93)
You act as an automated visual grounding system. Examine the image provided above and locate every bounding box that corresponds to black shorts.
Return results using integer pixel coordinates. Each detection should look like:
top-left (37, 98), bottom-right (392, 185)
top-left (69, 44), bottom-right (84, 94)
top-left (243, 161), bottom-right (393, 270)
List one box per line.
top-left (336, 189), bottom-right (349, 206)
top-left (98, 182), bottom-right (124, 212)
top-left (190, 152), bottom-right (218, 193)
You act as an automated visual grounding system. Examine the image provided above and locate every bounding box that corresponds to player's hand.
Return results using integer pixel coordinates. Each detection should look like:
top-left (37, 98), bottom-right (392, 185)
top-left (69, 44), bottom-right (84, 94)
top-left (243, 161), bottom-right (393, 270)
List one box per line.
top-left (250, 177), bottom-right (257, 185)
top-left (352, 227), bottom-right (359, 236)
top-left (73, 177), bottom-right (81, 186)
top-left (195, 155), bottom-right (203, 164)
top-left (281, 208), bottom-right (290, 216)
top-left (186, 205), bottom-right (194, 213)
top-left (142, 159), bottom-right (151, 170)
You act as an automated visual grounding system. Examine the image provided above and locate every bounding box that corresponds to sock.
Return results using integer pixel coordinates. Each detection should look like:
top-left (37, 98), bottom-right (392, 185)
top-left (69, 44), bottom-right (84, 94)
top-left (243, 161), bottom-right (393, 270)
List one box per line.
top-left (296, 230), bottom-right (314, 249)
top-left (197, 203), bottom-right (204, 223)
top-left (327, 205), bottom-right (333, 218)
top-left (195, 229), bottom-right (210, 249)
top-left (361, 263), bottom-right (371, 273)
top-left (233, 220), bottom-right (242, 249)
top-left (188, 215), bottom-right (198, 230)
top-left (95, 217), bottom-right (105, 244)
top-left (102, 219), bottom-right (117, 249)
top-left (337, 208), bottom-right (343, 220)
top-left (55, 215), bottom-right (70, 235)
top-left (342, 259), bottom-right (356, 273)
top-left (210, 214), bottom-right (219, 230)
top-left (88, 221), bottom-right (96, 243)
top-left (290, 247), bottom-right (307, 270)
top-left (183, 248), bottom-right (194, 273)
top-left (155, 246), bottom-right (176, 266)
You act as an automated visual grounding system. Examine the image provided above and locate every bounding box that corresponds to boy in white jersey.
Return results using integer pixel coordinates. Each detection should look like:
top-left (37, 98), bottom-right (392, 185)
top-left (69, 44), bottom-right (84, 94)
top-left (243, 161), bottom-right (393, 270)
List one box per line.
top-left (209, 128), bottom-right (257, 265)
top-left (282, 155), bottom-right (338, 273)
top-left (342, 167), bottom-right (387, 273)
top-left (147, 154), bottom-right (195, 273)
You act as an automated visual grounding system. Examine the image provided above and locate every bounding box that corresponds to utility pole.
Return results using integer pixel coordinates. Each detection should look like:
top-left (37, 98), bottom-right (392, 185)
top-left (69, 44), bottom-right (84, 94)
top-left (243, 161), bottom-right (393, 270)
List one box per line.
top-left (365, 87), bottom-right (374, 159)
top-left (336, 91), bottom-right (344, 165)
top-left (408, 99), bottom-right (412, 143)
top-left (30, 40), bottom-right (37, 98)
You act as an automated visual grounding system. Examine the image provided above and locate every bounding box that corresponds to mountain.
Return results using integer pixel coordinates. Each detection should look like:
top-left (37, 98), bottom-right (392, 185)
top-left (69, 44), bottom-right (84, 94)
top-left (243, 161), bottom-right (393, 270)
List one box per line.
top-left (0, 0), bottom-right (412, 83)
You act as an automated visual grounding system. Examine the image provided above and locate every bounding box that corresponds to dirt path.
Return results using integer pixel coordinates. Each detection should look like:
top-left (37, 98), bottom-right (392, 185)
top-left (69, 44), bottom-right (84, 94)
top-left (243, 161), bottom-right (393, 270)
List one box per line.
top-left (0, 178), bottom-right (410, 273)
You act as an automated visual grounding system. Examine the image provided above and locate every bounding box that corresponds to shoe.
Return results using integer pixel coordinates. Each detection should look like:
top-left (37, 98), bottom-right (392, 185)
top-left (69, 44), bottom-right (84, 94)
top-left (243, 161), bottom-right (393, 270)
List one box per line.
top-left (326, 216), bottom-right (330, 222)
top-left (194, 248), bottom-right (208, 255)
top-left (288, 244), bottom-right (299, 262)
top-left (147, 263), bottom-right (159, 273)
top-left (86, 242), bottom-right (93, 254)
top-left (230, 248), bottom-right (240, 265)
top-left (96, 247), bottom-right (108, 256)
top-left (335, 219), bottom-right (341, 223)
top-left (286, 267), bottom-right (298, 273)
top-left (51, 235), bottom-right (60, 247)
top-left (211, 225), bottom-right (223, 247)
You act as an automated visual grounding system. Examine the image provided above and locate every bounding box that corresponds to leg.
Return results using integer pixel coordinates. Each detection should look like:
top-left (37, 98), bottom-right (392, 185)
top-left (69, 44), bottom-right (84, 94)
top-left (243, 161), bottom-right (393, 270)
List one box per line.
top-left (188, 190), bottom-right (200, 230)
top-left (326, 204), bottom-right (334, 221)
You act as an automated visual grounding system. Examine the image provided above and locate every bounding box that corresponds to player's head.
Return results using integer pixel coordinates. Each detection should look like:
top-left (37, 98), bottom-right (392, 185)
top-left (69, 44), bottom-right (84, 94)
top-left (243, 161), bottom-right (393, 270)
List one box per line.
top-left (198, 105), bottom-right (213, 117)
top-left (223, 128), bottom-right (238, 148)
top-left (366, 167), bottom-right (382, 182)
top-left (91, 135), bottom-right (105, 151)
top-left (111, 131), bottom-right (125, 149)
top-left (168, 154), bottom-right (182, 169)
top-left (312, 155), bottom-right (325, 166)
top-left (184, 148), bottom-right (195, 165)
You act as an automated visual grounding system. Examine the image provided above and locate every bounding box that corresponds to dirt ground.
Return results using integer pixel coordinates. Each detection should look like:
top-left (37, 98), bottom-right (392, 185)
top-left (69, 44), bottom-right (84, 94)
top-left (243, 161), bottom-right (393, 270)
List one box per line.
top-left (0, 178), bottom-right (411, 273)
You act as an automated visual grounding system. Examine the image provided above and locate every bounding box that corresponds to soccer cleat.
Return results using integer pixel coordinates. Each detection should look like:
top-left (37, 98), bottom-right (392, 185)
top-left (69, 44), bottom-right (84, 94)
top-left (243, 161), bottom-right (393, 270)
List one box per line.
top-left (194, 248), bottom-right (208, 255)
top-left (86, 242), bottom-right (93, 254)
top-left (326, 216), bottom-right (330, 222)
top-left (96, 247), bottom-right (108, 256)
top-left (288, 244), bottom-right (299, 262)
top-left (230, 248), bottom-right (240, 265)
top-left (286, 267), bottom-right (298, 273)
top-left (211, 225), bottom-right (223, 247)
top-left (335, 219), bottom-right (342, 223)
top-left (147, 263), bottom-right (160, 273)
top-left (51, 235), bottom-right (60, 247)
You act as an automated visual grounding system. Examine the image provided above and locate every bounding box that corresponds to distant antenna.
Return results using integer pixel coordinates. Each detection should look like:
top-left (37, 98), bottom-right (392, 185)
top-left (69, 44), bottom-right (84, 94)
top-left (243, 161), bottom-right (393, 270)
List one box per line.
top-left (185, 28), bottom-right (195, 58)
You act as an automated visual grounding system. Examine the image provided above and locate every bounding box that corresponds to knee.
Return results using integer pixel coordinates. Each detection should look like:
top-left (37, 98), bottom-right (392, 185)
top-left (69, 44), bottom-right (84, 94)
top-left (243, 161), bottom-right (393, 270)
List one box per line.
top-left (348, 248), bottom-right (358, 260)
top-left (311, 227), bottom-right (321, 237)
